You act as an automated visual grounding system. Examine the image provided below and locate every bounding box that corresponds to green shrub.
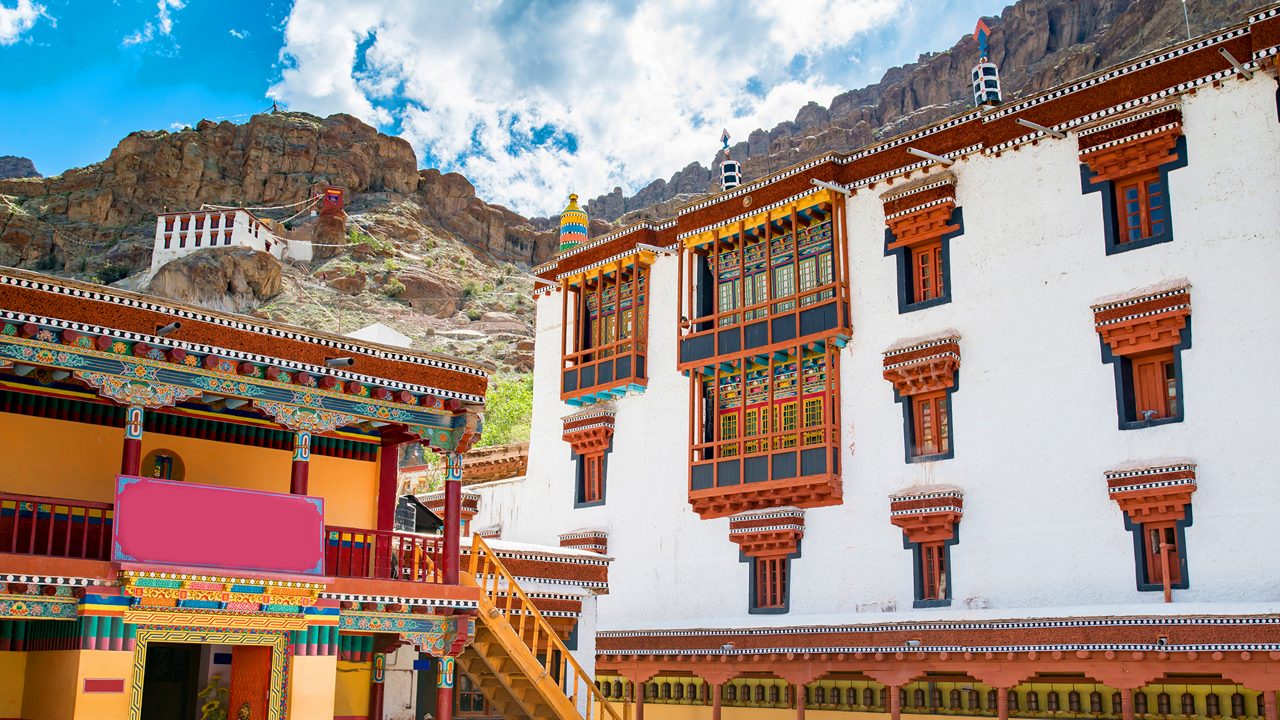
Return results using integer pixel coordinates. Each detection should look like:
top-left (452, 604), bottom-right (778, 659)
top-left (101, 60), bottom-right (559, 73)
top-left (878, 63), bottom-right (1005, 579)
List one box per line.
top-left (477, 374), bottom-right (533, 447)
top-left (96, 263), bottom-right (130, 285)
top-left (383, 277), bottom-right (406, 298)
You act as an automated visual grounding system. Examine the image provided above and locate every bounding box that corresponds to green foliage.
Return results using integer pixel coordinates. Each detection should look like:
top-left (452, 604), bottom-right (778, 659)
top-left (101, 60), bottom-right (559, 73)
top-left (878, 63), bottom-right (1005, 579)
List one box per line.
top-left (96, 263), bottom-right (130, 285)
top-left (462, 279), bottom-right (483, 299)
top-left (383, 277), bottom-right (406, 298)
top-left (478, 374), bottom-right (533, 447)
top-left (381, 258), bottom-right (401, 272)
top-left (347, 228), bottom-right (393, 254)
top-left (33, 253), bottom-right (60, 271)
top-left (465, 308), bottom-right (482, 321)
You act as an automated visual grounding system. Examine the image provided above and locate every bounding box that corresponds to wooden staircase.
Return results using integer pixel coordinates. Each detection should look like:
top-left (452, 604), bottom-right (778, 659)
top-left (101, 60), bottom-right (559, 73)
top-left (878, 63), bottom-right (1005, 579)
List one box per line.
top-left (457, 535), bottom-right (621, 720)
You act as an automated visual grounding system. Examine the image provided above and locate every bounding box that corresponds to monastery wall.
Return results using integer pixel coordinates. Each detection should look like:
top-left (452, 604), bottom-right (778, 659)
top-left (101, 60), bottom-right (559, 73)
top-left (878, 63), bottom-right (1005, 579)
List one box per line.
top-left (472, 74), bottom-right (1280, 631)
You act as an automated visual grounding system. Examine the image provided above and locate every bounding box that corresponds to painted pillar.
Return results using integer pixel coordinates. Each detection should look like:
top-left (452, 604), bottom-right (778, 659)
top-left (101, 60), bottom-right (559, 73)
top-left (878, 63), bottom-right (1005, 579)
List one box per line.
top-left (889, 685), bottom-right (902, 720)
top-left (290, 430), bottom-right (311, 495)
top-left (376, 438), bottom-right (402, 531)
top-left (121, 404), bottom-right (144, 475)
top-left (368, 651), bottom-right (386, 720)
top-left (712, 683), bottom-right (722, 720)
top-left (436, 656), bottom-right (456, 720)
top-left (796, 683), bottom-right (806, 720)
top-left (442, 453), bottom-right (463, 585)
top-left (636, 682), bottom-right (646, 720)
top-left (1264, 690), bottom-right (1278, 720)
top-left (998, 688), bottom-right (1010, 720)
top-left (1121, 688), bottom-right (1135, 720)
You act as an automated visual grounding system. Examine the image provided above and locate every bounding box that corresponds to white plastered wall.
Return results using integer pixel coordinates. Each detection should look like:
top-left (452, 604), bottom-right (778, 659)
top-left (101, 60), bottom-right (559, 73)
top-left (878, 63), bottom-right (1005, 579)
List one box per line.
top-left (472, 75), bottom-right (1280, 630)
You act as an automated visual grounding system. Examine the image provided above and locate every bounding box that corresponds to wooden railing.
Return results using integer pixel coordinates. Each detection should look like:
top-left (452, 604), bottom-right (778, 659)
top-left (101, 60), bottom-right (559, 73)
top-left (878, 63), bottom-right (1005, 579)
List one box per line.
top-left (0, 492), bottom-right (113, 561)
top-left (325, 526), bottom-right (443, 584)
top-left (468, 534), bottom-right (621, 720)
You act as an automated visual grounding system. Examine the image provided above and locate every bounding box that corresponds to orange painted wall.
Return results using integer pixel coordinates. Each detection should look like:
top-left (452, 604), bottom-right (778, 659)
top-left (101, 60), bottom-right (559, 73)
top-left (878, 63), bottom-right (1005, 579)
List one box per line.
top-left (290, 654), bottom-right (339, 720)
top-left (0, 412), bottom-right (377, 528)
top-left (0, 651), bottom-right (26, 717)
top-left (21, 650), bottom-right (79, 720)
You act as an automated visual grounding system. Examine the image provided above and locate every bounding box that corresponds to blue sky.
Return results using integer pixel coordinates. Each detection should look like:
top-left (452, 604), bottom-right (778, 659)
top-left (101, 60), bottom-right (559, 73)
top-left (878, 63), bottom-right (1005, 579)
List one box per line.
top-left (0, 0), bottom-right (1005, 215)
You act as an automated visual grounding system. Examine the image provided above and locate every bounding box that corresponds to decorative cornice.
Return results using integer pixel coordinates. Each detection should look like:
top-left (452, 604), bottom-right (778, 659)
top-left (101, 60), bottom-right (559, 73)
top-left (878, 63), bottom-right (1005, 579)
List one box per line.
top-left (1093, 283), bottom-right (1191, 357)
top-left (890, 487), bottom-right (964, 544)
top-left (883, 335), bottom-right (961, 396)
top-left (1106, 462), bottom-right (1197, 524)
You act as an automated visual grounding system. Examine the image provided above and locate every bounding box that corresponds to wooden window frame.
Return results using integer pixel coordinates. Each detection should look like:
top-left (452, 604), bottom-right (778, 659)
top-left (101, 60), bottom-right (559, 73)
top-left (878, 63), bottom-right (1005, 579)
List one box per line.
top-left (911, 241), bottom-right (945, 305)
top-left (1128, 517), bottom-right (1191, 592)
top-left (908, 390), bottom-right (952, 461)
top-left (884, 206), bottom-right (963, 314)
top-left (749, 553), bottom-right (792, 614)
top-left (1081, 134), bottom-right (1187, 256)
top-left (574, 446), bottom-right (610, 509)
top-left (1114, 170), bottom-right (1168, 244)
top-left (1103, 325), bottom-right (1190, 432)
top-left (1126, 348), bottom-right (1180, 423)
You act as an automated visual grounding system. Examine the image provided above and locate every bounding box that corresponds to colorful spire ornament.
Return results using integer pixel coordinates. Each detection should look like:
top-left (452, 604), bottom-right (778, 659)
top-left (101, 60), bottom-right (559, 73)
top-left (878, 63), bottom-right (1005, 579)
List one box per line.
top-left (720, 129), bottom-right (742, 191)
top-left (971, 18), bottom-right (1002, 106)
top-left (559, 193), bottom-right (588, 252)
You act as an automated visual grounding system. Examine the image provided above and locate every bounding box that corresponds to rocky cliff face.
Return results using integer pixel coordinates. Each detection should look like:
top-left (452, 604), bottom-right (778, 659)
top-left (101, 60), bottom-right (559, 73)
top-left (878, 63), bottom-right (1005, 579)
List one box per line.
top-left (578, 0), bottom-right (1259, 222)
top-left (0, 157), bottom-right (39, 180)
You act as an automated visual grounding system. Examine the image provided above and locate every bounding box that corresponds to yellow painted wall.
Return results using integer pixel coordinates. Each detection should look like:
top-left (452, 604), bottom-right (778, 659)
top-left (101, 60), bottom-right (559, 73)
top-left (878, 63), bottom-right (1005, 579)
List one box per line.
top-left (290, 654), bottom-right (338, 720)
top-left (0, 412), bottom-right (377, 529)
top-left (22, 650), bottom-right (80, 720)
top-left (335, 659), bottom-right (373, 718)
top-left (0, 652), bottom-right (27, 717)
top-left (73, 650), bottom-right (132, 720)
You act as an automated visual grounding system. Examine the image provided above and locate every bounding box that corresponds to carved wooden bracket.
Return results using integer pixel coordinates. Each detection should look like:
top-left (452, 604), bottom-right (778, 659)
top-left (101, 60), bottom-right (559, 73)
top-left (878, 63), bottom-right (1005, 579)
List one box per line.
top-left (889, 486), bottom-right (964, 544)
top-left (1078, 107), bottom-right (1183, 182)
top-left (1106, 461), bottom-right (1196, 525)
top-left (1092, 283), bottom-right (1191, 357)
top-left (882, 334), bottom-right (961, 396)
top-left (728, 507), bottom-right (804, 558)
top-left (883, 175), bottom-right (959, 250)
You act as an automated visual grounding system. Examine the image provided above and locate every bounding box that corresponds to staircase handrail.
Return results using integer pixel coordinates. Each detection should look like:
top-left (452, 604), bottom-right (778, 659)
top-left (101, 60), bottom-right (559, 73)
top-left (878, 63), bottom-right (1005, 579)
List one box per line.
top-left (467, 534), bottom-right (621, 720)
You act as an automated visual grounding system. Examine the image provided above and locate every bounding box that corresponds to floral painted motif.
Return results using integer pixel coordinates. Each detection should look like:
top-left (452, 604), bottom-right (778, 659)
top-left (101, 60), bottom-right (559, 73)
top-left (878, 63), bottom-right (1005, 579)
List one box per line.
top-left (253, 400), bottom-right (356, 434)
top-left (356, 403), bottom-right (417, 423)
top-left (0, 343), bottom-right (89, 368)
top-left (0, 596), bottom-right (77, 619)
top-left (75, 371), bottom-right (200, 409)
top-left (200, 376), bottom-right (264, 397)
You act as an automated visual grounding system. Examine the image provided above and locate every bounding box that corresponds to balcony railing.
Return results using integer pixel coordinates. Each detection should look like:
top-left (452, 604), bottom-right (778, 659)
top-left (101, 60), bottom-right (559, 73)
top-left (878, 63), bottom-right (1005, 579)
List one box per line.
top-left (325, 526), bottom-right (443, 584)
top-left (561, 335), bottom-right (648, 401)
top-left (0, 492), bottom-right (114, 561)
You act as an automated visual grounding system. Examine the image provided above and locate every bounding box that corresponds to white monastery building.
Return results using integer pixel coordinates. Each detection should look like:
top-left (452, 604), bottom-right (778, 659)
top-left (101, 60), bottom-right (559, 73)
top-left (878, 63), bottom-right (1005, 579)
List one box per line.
top-left (425, 7), bottom-right (1280, 720)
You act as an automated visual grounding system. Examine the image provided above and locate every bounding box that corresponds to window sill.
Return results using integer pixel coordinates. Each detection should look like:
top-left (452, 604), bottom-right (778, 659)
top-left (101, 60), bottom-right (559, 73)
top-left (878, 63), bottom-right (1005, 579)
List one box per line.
top-left (907, 451), bottom-right (953, 464)
top-left (901, 295), bottom-right (951, 314)
top-left (748, 605), bottom-right (790, 615)
top-left (1118, 415), bottom-right (1183, 431)
top-left (574, 499), bottom-right (606, 509)
top-left (912, 598), bottom-right (953, 609)
top-left (1106, 231), bottom-right (1173, 256)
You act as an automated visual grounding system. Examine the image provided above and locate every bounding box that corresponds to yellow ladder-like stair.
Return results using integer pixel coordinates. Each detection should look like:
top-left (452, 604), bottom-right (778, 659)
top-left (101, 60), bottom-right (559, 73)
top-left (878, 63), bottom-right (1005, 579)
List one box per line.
top-left (457, 535), bottom-right (622, 720)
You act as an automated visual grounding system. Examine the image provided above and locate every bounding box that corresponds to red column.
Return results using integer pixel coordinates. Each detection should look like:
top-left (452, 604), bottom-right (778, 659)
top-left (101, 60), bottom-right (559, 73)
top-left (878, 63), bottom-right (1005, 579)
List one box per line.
top-left (1121, 688), bottom-right (1135, 720)
top-left (636, 682), bottom-right (646, 720)
top-left (998, 688), bottom-right (1010, 720)
top-left (121, 405), bottom-right (143, 475)
top-left (290, 431), bottom-right (310, 495)
top-left (436, 656), bottom-right (456, 720)
top-left (368, 669), bottom-right (384, 720)
top-left (712, 683), bottom-right (722, 720)
top-left (890, 685), bottom-right (902, 720)
top-left (376, 437), bottom-right (402, 531)
top-left (796, 683), bottom-right (806, 720)
top-left (442, 453), bottom-right (463, 585)
top-left (1264, 690), bottom-right (1277, 720)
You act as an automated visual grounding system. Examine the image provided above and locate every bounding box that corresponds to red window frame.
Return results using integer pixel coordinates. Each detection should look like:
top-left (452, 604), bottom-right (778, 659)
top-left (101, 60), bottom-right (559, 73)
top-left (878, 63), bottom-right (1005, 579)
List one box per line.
top-left (581, 453), bottom-right (604, 504)
top-left (911, 241), bottom-right (944, 303)
top-left (754, 555), bottom-right (788, 609)
top-left (1115, 170), bottom-right (1167, 243)
top-left (1143, 522), bottom-right (1182, 586)
top-left (920, 541), bottom-right (948, 601)
top-left (911, 391), bottom-right (950, 457)
top-left (1131, 349), bottom-right (1177, 420)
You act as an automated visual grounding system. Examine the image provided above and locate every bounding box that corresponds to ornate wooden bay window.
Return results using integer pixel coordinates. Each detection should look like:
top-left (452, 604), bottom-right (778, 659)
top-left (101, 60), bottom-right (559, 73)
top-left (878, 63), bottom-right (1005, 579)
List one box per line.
top-left (1092, 282), bottom-right (1191, 429)
top-left (1079, 105), bottom-right (1187, 254)
top-left (678, 193), bottom-right (850, 520)
top-left (1106, 461), bottom-right (1196, 599)
top-left (889, 486), bottom-right (963, 608)
top-left (559, 250), bottom-right (655, 405)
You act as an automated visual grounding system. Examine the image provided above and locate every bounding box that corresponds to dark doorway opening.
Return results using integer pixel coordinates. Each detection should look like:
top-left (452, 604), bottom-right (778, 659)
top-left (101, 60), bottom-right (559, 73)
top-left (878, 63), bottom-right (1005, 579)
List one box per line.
top-left (141, 642), bottom-right (200, 720)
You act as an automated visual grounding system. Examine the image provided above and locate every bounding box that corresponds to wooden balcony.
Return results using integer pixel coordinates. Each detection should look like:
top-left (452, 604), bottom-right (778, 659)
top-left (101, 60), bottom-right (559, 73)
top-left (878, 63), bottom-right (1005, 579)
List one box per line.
top-left (678, 282), bottom-right (849, 370)
top-left (561, 336), bottom-right (647, 405)
top-left (0, 492), bottom-right (114, 561)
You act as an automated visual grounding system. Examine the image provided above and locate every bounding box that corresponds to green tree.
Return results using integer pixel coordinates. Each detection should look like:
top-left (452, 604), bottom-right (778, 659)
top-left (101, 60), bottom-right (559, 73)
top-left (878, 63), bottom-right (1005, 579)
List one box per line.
top-left (478, 374), bottom-right (533, 447)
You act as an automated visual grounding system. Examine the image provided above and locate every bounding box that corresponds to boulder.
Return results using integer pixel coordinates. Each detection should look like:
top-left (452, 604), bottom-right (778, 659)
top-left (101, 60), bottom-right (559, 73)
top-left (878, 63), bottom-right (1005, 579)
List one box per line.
top-left (327, 274), bottom-right (365, 295)
top-left (397, 271), bottom-right (463, 316)
top-left (147, 247), bottom-right (282, 314)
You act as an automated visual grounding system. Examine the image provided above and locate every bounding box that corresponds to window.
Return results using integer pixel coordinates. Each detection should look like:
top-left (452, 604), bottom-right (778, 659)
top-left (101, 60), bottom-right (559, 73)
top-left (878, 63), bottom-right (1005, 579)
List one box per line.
top-left (581, 455), bottom-right (604, 504)
top-left (753, 555), bottom-right (788, 610)
top-left (1128, 350), bottom-right (1178, 421)
top-left (921, 540), bottom-right (952, 602)
top-left (912, 242), bottom-right (944, 304)
top-left (1142, 523), bottom-right (1184, 586)
top-left (457, 674), bottom-right (489, 715)
top-left (802, 397), bottom-right (824, 446)
top-left (1115, 171), bottom-right (1166, 244)
top-left (775, 402), bottom-right (798, 449)
top-left (911, 392), bottom-right (950, 458)
top-left (720, 413), bottom-right (739, 457)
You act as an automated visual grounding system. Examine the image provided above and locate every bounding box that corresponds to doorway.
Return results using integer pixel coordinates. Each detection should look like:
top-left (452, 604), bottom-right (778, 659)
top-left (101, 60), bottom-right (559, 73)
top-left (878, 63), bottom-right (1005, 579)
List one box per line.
top-left (140, 643), bottom-right (200, 720)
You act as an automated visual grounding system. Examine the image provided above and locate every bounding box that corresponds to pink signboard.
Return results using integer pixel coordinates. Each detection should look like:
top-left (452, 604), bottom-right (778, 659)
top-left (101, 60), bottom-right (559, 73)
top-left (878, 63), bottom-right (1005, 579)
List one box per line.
top-left (112, 476), bottom-right (325, 576)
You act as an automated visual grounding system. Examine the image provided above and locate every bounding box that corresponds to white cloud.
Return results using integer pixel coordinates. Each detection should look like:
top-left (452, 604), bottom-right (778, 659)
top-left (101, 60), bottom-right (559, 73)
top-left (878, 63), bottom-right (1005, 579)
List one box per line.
top-left (123, 0), bottom-right (184, 46)
top-left (229, 28), bottom-right (249, 40)
top-left (270, 0), bottom-right (908, 216)
top-left (0, 0), bottom-right (48, 45)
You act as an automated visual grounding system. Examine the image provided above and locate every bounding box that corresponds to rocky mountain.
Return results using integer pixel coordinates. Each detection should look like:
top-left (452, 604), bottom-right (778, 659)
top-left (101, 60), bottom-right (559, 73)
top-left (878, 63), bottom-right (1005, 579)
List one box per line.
top-left (0, 112), bottom-right (556, 372)
top-left (0, 156), bottom-right (39, 180)
top-left (578, 0), bottom-right (1261, 223)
